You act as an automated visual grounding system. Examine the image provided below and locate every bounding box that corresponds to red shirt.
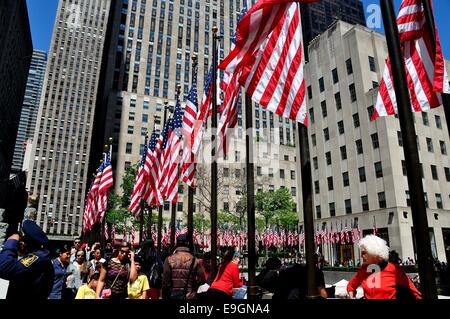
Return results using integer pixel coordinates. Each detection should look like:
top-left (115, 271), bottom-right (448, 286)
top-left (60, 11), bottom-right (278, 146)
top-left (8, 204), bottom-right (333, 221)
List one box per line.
top-left (210, 262), bottom-right (243, 295)
top-left (347, 262), bottom-right (422, 299)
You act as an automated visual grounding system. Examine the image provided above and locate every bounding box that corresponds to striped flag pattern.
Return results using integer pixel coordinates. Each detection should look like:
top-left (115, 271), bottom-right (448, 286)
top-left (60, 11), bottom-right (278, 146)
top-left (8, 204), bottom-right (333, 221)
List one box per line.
top-left (219, 0), bottom-right (312, 125)
top-left (97, 148), bottom-right (113, 223)
top-left (373, 0), bottom-right (450, 120)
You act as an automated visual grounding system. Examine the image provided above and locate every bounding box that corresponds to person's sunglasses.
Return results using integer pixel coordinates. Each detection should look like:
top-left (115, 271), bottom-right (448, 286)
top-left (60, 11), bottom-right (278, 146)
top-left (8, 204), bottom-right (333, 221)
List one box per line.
top-left (77, 254), bottom-right (85, 258)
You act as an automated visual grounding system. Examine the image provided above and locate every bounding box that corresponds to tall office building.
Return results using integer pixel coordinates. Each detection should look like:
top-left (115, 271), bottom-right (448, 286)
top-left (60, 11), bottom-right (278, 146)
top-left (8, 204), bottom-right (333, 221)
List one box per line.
top-left (102, 0), bottom-right (301, 225)
top-left (0, 0), bottom-right (33, 208)
top-left (26, 0), bottom-right (116, 238)
top-left (12, 50), bottom-right (47, 174)
top-left (304, 21), bottom-right (450, 264)
top-left (300, 0), bottom-right (366, 56)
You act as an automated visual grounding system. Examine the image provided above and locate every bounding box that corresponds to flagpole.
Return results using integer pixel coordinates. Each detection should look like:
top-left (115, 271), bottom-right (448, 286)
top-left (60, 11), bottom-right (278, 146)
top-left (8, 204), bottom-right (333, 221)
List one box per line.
top-left (169, 87), bottom-right (180, 250)
top-left (422, 0), bottom-right (450, 138)
top-left (187, 55), bottom-right (197, 253)
top-left (157, 99), bottom-right (169, 253)
top-left (210, 26), bottom-right (219, 279)
top-left (100, 143), bottom-right (109, 249)
top-left (139, 132), bottom-right (148, 245)
top-left (380, 0), bottom-right (437, 299)
top-left (245, 92), bottom-right (257, 299)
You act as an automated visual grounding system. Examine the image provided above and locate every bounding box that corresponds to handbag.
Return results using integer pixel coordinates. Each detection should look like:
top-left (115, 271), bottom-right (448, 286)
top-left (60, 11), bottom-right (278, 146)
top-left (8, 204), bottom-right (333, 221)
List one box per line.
top-left (170, 257), bottom-right (196, 300)
top-left (102, 264), bottom-right (124, 299)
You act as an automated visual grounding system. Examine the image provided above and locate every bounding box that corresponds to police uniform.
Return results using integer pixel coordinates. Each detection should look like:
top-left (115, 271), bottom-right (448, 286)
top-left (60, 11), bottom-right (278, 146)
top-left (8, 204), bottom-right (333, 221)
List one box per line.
top-left (0, 220), bottom-right (54, 300)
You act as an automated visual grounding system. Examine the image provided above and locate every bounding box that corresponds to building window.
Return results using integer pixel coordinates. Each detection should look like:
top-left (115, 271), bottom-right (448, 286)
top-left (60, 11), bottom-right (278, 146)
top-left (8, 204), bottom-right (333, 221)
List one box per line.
top-left (440, 141), bottom-right (447, 155)
top-left (353, 113), bottom-right (360, 128)
top-left (431, 165), bottom-right (438, 180)
top-left (235, 169), bottom-right (241, 178)
top-left (124, 161), bottom-right (131, 170)
top-left (313, 157), bottom-right (318, 170)
top-left (436, 194), bottom-right (443, 209)
top-left (291, 187), bottom-right (296, 196)
top-left (343, 171), bottom-right (349, 187)
top-left (369, 56), bottom-right (376, 72)
top-left (402, 160), bottom-right (407, 176)
top-left (223, 185), bottom-right (229, 195)
top-left (426, 138), bottom-right (434, 153)
top-left (177, 202), bottom-right (184, 212)
top-left (335, 92), bottom-right (342, 110)
top-left (223, 202), bottom-right (229, 211)
top-left (129, 112), bottom-right (135, 120)
top-left (323, 128), bottom-right (329, 141)
top-left (314, 181), bottom-right (320, 194)
top-left (142, 114), bottom-right (148, 123)
top-left (424, 192), bottom-right (429, 208)
top-left (435, 115), bottom-right (442, 129)
top-left (345, 199), bottom-right (352, 214)
top-left (346, 58), bottom-right (353, 75)
top-left (338, 120), bottom-right (344, 135)
top-left (340, 146), bottom-right (347, 160)
top-left (332, 68), bottom-right (339, 84)
top-left (378, 192), bottom-right (386, 208)
top-left (316, 205), bottom-right (321, 219)
top-left (371, 133), bottom-right (379, 149)
top-left (321, 100), bottom-right (327, 117)
top-left (325, 152), bottom-right (332, 165)
top-left (329, 202), bottom-right (336, 217)
top-left (356, 139), bottom-right (363, 154)
top-left (257, 166), bottom-right (262, 176)
top-left (349, 84), bottom-right (357, 102)
top-left (269, 185), bottom-right (274, 192)
top-left (307, 85), bottom-right (312, 99)
top-left (126, 143), bottom-right (133, 154)
top-left (367, 106), bottom-right (375, 120)
top-left (291, 170), bottom-right (296, 180)
top-left (375, 161), bottom-right (383, 178)
top-left (327, 176), bottom-right (333, 191)
top-left (359, 167), bottom-right (366, 182)
top-left (361, 195), bottom-right (369, 211)
top-left (280, 169), bottom-right (285, 179)
top-left (269, 168), bottom-right (274, 177)
top-left (309, 108), bottom-right (314, 124)
top-left (319, 77), bottom-right (325, 92)
top-left (422, 112), bottom-right (429, 126)
top-left (128, 125), bottom-right (134, 134)
top-left (397, 131), bottom-right (403, 146)
top-left (223, 167), bottom-right (229, 177)
top-left (311, 134), bottom-right (316, 147)
top-left (406, 190), bottom-right (411, 206)
top-left (445, 167), bottom-right (450, 182)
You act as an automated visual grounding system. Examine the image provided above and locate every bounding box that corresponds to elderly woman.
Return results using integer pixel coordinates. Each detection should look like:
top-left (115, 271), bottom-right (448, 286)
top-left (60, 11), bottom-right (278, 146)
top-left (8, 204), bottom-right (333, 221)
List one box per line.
top-left (347, 235), bottom-right (422, 299)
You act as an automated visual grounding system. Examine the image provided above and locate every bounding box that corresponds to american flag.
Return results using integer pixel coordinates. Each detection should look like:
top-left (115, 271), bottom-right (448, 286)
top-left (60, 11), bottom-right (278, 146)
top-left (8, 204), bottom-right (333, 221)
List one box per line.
top-left (131, 223), bottom-right (136, 245)
top-left (182, 226), bottom-right (188, 235)
top-left (373, 217), bottom-right (378, 236)
top-left (219, 0), bottom-right (313, 125)
top-left (373, 0), bottom-right (449, 120)
top-left (97, 147), bottom-right (114, 223)
top-left (345, 224), bottom-right (350, 244)
top-left (104, 223), bottom-right (109, 241)
top-left (192, 66), bottom-right (213, 155)
top-left (357, 224), bottom-right (361, 241)
top-left (159, 96), bottom-right (183, 203)
top-left (340, 223), bottom-right (346, 244)
top-left (181, 65), bottom-right (199, 188)
top-left (143, 120), bottom-right (172, 207)
top-left (83, 162), bottom-right (103, 232)
top-left (129, 129), bottom-right (155, 216)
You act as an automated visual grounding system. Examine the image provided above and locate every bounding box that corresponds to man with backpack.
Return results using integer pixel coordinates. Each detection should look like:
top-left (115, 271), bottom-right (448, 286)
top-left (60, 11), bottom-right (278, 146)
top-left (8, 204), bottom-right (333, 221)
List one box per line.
top-left (161, 234), bottom-right (205, 299)
top-left (138, 240), bottom-right (163, 299)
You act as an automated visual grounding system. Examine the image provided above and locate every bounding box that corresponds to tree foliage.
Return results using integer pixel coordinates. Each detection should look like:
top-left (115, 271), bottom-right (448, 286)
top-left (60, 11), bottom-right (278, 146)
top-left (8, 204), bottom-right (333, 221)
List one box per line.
top-left (255, 187), bottom-right (297, 228)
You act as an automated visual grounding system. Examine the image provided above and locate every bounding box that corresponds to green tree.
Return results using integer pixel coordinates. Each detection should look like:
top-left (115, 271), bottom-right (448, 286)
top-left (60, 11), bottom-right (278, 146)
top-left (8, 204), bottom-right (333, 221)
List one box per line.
top-left (255, 191), bottom-right (275, 227)
top-left (120, 163), bottom-right (139, 208)
top-left (255, 187), bottom-right (296, 228)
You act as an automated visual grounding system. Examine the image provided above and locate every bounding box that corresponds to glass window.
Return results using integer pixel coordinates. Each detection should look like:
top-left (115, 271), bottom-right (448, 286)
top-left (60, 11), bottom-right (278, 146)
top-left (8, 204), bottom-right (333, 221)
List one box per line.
top-left (319, 77), bottom-right (325, 92)
top-left (329, 202), bottom-right (336, 216)
top-left (435, 115), bottom-right (442, 129)
top-left (340, 146), bottom-right (347, 160)
top-left (316, 205), bottom-right (321, 219)
top-left (142, 114), bottom-right (148, 123)
top-left (353, 113), bottom-right (360, 128)
top-left (128, 125), bottom-right (134, 134)
top-left (349, 84), bottom-right (357, 102)
top-left (307, 85), bottom-right (312, 99)
top-left (338, 121), bottom-right (344, 135)
top-left (323, 128), bottom-right (329, 141)
top-left (280, 169), bottom-right (285, 179)
top-left (361, 195), bottom-right (369, 211)
top-left (378, 192), bottom-right (386, 208)
top-left (327, 176), bottom-right (333, 191)
top-left (371, 133), bottom-right (379, 149)
top-left (326, 152), bottom-right (332, 165)
top-left (369, 56), bottom-right (376, 72)
top-left (436, 193), bottom-right (443, 209)
top-left (291, 170), bottom-right (296, 180)
top-left (314, 181), bottom-right (320, 194)
top-left (332, 68), bottom-right (339, 84)
top-left (335, 92), bottom-right (342, 110)
top-left (359, 167), bottom-right (366, 182)
top-left (406, 190), bottom-right (411, 206)
top-left (346, 58), bottom-right (353, 75)
top-left (345, 199), bottom-right (352, 214)
top-left (321, 100), bottom-right (327, 117)
top-left (356, 139), bottom-right (363, 154)
top-left (440, 141), bottom-right (447, 155)
top-left (126, 143), bottom-right (132, 154)
top-left (422, 112), bottom-right (429, 126)
top-left (397, 131), bottom-right (403, 146)
top-left (431, 165), bottom-right (438, 180)
top-left (343, 172), bottom-right (349, 187)
top-left (375, 161), bottom-right (383, 178)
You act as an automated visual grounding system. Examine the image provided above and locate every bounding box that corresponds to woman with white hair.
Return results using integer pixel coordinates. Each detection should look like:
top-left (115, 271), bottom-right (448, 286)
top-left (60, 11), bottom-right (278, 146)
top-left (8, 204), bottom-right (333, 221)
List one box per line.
top-left (347, 235), bottom-right (422, 299)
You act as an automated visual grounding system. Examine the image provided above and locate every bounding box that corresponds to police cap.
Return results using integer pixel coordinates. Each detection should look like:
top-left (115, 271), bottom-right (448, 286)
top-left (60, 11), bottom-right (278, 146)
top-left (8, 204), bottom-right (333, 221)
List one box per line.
top-left (22, 219), bottom-right (49, 245)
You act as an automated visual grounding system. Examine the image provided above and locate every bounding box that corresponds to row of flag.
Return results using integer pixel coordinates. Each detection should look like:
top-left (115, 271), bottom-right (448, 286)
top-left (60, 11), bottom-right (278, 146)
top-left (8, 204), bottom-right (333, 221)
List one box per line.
top-left (82, 145), bottom-right (114, 233)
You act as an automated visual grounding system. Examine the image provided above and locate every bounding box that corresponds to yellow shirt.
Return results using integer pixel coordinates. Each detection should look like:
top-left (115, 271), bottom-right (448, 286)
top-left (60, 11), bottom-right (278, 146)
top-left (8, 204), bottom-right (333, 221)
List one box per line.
top-left (75, 285), bottom-right (96, 299)
top-left (128, 274), bottom-right (150, 299)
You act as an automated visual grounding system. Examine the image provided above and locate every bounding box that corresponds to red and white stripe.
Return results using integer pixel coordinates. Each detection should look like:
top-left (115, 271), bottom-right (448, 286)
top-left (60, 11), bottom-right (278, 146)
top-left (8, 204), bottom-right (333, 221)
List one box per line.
top-left (373, 0), bottom-right (449, 120)
top-left (97, 162), bottom-right (113, 223)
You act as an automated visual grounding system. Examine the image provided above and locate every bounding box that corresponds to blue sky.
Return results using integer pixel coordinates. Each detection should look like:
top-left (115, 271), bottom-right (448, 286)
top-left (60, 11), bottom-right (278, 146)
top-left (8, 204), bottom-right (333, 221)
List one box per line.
top-left (27, 0), bottom-right (450, 57)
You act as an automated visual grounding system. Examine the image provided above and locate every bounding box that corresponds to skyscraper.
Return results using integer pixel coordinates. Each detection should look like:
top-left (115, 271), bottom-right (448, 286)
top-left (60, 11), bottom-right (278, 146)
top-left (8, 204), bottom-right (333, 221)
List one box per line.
top-left (12, 50), bottom-right (47, 174)
top-left (27, 0), bottom-right (115, 238)
top-left (0, 0), bottom-right (33, 209)
top-left (300, 0), bottom-right (366, 55)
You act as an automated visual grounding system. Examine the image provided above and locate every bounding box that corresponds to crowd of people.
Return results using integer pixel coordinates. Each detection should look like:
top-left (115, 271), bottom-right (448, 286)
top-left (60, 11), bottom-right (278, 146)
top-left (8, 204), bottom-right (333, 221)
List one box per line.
top-left (0, 220), bottom-right (434, 300)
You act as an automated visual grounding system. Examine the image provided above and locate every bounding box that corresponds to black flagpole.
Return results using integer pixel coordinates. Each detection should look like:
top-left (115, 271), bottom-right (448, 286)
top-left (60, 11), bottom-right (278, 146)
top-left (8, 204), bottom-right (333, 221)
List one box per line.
top-left (422, 0), bottom-right (450, 138)
top-left (245, 93), bottom-right (257, 299)
top-left (187, 55), bottom-right (198, 253)
top-left (380, 0), bottom-right (437, 299)
top-left (210, 26), bottom-right (219, 279)
top-left (157, 99), bottom-right (170, 253)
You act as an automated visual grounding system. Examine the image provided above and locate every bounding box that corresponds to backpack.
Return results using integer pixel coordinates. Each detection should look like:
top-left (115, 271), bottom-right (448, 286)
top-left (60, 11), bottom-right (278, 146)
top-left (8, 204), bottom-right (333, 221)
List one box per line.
top-left (149, 254), bottom-right (163, 289)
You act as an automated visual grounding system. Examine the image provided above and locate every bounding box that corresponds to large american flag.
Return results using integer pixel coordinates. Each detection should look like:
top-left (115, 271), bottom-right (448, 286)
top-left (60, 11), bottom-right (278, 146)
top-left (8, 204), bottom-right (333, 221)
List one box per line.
top-left (219, 0), bottom-right (313, 125)
top-left (159, 96), bottom-right (183, 203)
top-left (181, 65), bottom-right (199, 188)
top-left (97, 148), bottom-right (113, 223)
top-left (83, 162), bottom-right (103, 232)
top-left (373, 0), bottom-right (449, 119)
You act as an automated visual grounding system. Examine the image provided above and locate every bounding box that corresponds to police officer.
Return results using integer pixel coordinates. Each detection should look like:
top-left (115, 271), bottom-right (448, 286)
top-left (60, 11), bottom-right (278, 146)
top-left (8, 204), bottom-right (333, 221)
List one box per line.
top-left (0, 219), bottom-right (54, 299)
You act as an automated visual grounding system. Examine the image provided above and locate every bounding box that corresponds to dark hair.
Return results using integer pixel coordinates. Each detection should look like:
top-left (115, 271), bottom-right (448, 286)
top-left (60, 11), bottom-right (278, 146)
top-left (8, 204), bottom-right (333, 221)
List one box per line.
top-left (89, 272), bottom-right (100, 281)
top-left (134, 255), bottom-right (143, 264)
top-left (56, 245), bottom-right (70, 255)
top-left (265, 257), bottom-right (282, 270)
top-left (217, 247), bottom-right (235, 280)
